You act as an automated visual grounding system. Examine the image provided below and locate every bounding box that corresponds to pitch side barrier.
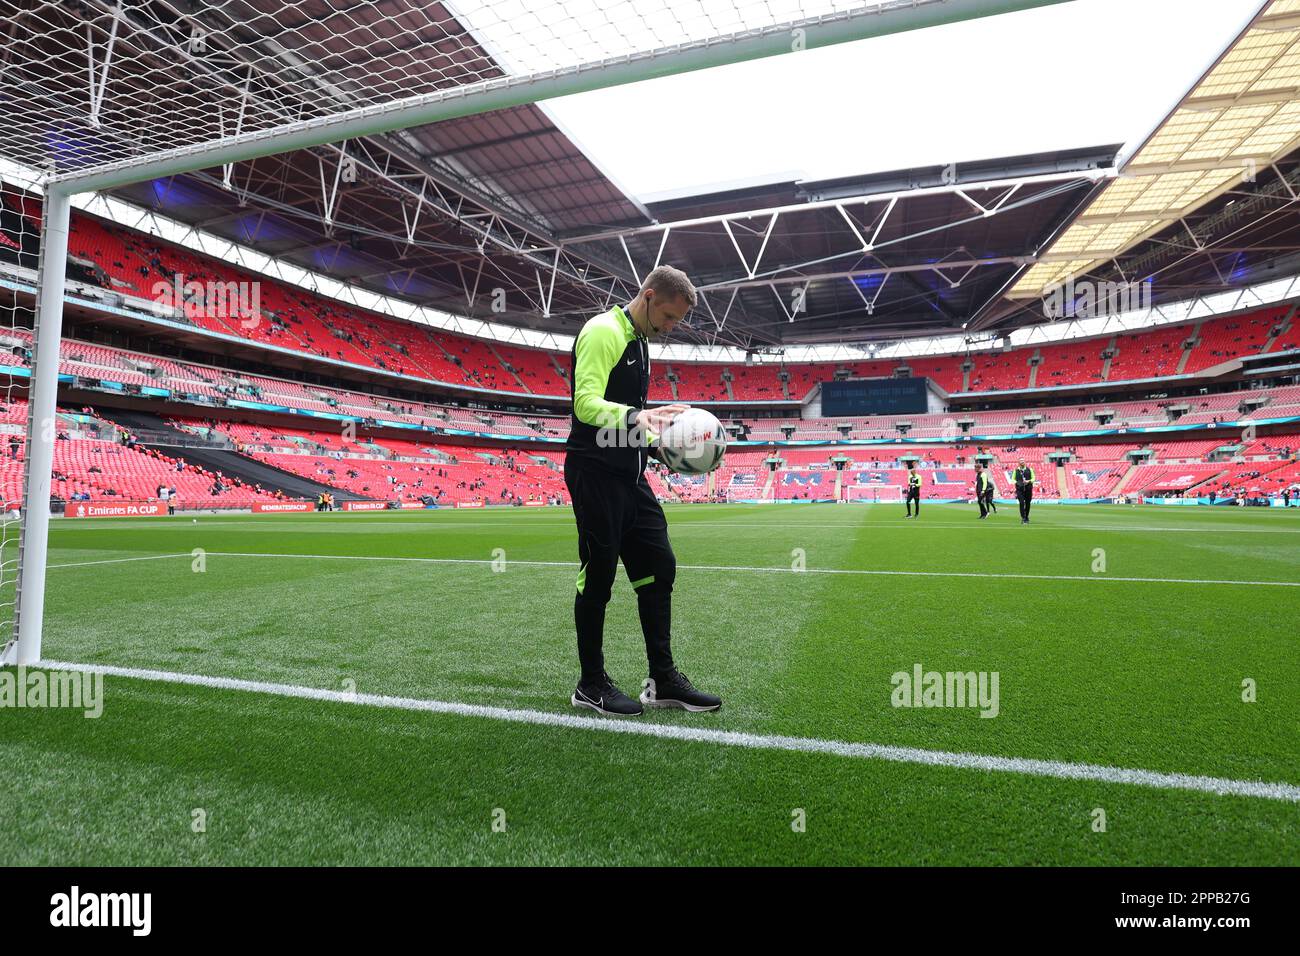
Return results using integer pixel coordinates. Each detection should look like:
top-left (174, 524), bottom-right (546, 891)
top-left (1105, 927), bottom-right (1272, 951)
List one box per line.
top-left (1143, 496), bottom-right (1293, 507)
top-left (732, 497), bottom-right (1115, 506)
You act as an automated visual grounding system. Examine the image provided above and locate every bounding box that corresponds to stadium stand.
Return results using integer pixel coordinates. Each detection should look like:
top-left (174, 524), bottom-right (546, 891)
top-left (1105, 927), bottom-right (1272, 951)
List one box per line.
top-left (6, 202), bottom-right (1300, 513)
top-left (1107, 323), bottom-right (1193, 382)
top-left (0, 400), bottom-right (281, 509)
top-left (19, 206), bottom-right (1300, 412)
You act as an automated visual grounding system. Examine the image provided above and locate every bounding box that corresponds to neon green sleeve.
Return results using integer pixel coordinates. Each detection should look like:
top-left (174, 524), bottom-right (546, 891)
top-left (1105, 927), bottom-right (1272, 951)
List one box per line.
top-left (572, 314), bottom-right (634, 429)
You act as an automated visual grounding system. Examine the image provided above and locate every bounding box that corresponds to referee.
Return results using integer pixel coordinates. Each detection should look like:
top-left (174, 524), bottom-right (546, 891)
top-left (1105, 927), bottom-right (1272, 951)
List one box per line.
top-left (564, 265), bottom-right (722, 717)
top-left (905, 461), bottom-right (922, 518)
top-left (1013, 457), bottom-right (1036, 524)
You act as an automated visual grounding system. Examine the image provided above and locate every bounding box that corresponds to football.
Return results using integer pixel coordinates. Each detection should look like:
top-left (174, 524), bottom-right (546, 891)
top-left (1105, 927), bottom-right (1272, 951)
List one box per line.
top-left (657, 407), bottom-right (727, 474)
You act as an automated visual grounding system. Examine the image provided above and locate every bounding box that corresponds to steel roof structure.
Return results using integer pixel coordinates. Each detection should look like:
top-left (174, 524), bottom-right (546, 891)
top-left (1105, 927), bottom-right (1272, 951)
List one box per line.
top-left (9, 0), bottom-right (1300, 354)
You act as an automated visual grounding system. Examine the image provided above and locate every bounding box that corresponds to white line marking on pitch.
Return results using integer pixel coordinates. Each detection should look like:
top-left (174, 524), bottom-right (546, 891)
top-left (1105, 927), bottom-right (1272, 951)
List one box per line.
top-left (41, 660), bottom-right (1300, 804)
top-left (192, 551), bottom-right (1300, 588)
top-left (46, 550), bottom-right (1298, 587)
top-left (48, 553), bottom-right (196, 570)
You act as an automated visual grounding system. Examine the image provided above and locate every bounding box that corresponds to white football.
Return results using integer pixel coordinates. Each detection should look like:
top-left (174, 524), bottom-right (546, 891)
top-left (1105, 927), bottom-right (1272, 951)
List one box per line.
top-left (658, 408), bottom-right (727, 474)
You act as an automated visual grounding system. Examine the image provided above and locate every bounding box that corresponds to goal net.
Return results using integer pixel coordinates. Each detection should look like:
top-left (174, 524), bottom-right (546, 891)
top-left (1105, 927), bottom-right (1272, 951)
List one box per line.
top-left (0, 0), bottom-right (1071, 663)
top-left (0, 171), bottom-right (42, 648)
top-left (846, 484), bottom-right (902, 503)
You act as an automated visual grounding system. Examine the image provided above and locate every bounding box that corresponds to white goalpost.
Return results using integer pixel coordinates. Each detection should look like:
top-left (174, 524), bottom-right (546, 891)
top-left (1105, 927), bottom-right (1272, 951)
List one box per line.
top-left (0, 0), bottom-right (1075, 665)
top-left (7, 187), bottom-right (70, 665)
top-left (846, 483), bottom-right (903, 503)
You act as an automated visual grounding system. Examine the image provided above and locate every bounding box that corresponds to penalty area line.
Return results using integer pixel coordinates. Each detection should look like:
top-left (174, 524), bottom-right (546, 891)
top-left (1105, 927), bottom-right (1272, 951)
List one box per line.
top-left (39, 660), bottom-right (1300, 804)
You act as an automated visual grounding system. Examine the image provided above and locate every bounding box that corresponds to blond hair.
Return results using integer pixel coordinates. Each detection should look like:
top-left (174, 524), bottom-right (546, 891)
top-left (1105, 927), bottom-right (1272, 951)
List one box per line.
top-left (641, 265), bottom-right (697, 308)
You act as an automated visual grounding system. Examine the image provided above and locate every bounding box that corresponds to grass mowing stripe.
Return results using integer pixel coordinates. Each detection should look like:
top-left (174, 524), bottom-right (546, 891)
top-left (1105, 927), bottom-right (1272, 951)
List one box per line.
top-left (165, 552), bottom-right (1297, 588)
top-left (41, 660), bottom-right (1300, 805)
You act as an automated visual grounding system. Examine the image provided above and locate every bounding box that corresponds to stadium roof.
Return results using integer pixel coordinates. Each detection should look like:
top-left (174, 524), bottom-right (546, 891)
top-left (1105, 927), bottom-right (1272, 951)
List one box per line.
top-left (993, 0), bottom-right (1300, 322)
top-left (11, 0), bottom-right (1300, 354)
top-left (561, 147), bottom-right (1119, 346)
top-left (105, 100), bottom-right (650, 329)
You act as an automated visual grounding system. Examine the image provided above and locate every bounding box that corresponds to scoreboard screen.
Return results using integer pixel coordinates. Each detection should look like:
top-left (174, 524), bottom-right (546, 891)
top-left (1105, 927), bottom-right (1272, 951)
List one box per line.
top-left (822, 377), bottom-right (928, 416)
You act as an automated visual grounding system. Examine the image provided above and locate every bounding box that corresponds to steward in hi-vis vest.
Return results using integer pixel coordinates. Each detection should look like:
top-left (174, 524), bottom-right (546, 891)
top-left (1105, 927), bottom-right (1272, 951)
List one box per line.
top-left (981, 464), bottom-right (997, 515)
top-left (1013, 458), bottom-right (1036, 524)
top-left (976, 465), bottom-right (991, 519)
top-left (905, 463), bottom-right (922, 518)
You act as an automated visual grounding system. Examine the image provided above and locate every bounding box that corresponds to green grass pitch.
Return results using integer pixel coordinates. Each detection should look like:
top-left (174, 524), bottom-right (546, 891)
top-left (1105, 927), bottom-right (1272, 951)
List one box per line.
top-left (1, 502), bottom-right (1297, 865)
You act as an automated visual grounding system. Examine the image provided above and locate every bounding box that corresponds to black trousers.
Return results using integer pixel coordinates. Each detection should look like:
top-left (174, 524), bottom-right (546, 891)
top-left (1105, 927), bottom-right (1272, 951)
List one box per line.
top-left (977, 491), bottom-right (988, 517)
top-left (565, 458), bottom-right (676, 683)
top-left (983, 490), bottom-right (996, 513)
top-left (906, 489), bottom-right (920, 514)
top-left (1018, 486), bottom-right (1033, 519)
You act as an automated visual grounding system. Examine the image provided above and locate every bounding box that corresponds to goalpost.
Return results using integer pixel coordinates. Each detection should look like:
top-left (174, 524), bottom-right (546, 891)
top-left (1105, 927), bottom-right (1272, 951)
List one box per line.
top-left (846, 485), bottom-right (903, 503)
top-left (0, 0), bottom-right (1074, 665)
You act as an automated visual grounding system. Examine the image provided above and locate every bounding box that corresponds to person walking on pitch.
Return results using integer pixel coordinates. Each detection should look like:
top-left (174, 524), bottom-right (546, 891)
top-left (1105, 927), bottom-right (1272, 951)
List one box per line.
top-left (1013, 457), bottom-right (1036, 524)
top-left (905, 461), bottom-right (922, 518)
top-left (975, 463), bottom-right (992, 518)
top-left (983, 463), bottom-right (997, 515)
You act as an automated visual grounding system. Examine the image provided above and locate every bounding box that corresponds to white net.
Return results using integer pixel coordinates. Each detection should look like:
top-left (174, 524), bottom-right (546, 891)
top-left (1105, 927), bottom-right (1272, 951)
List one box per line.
top-left (0, 0), bottom-right (922, 183)
top-left (847, 483), bottom-right (902, 502)
top-left (0, 0), bottom-right (1061, 662)
top-left (0, 172), bottom-right (41, 644)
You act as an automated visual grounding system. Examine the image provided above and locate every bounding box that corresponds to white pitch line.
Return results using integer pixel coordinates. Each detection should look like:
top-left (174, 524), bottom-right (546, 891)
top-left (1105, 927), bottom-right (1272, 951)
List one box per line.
top-left (41, 659), bottom-right (1300, 804)
top-left (195, 551), bottom-right (1300, 588)
top-left (49, 553), bottom-right (196, 570)
top-left (44, 550), bottom-right (1299, 587)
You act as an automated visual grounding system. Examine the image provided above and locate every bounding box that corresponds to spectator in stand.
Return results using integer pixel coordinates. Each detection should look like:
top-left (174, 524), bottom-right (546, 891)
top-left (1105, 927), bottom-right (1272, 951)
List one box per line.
top-left (7, 435), bottom-right (19, 458)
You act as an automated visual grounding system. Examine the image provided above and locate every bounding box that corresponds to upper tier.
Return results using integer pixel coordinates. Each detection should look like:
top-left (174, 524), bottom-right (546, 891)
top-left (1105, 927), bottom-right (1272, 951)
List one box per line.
top-left (7, 196), bottom-right (1299, 403)
top-left (9, 322), bottom-right (1300, 445)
